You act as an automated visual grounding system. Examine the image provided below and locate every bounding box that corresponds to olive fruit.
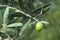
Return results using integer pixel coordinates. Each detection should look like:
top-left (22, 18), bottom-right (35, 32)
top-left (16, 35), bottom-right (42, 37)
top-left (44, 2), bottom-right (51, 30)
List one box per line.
top-left (35, 21), bottom-right (43, 31)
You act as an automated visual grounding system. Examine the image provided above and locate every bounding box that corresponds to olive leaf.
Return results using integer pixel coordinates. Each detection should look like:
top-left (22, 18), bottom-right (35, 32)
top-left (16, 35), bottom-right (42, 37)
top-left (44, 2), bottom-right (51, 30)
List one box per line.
top-left (6, 23), bottom-right (23, 27)
top-left (19, 19), bottom-right (31, 36)
top-left (32, 3), bottom-right (52, 15)
top-left (0, 10), bottom-right (3, 25)
top-left (0, 36), bottom-right (2, 40)
top-left (3, 7), bottom-right (9, 25)
top-left (40, 21), bottom-right (49, 24)
top-left (1, 28), bottom-right (17, 36)
top-left (18, 0), bottom-right (31, 13)
top-left (3, 38), bottom-right (10, 40)
top-left (0, 32), bottom-right (7, 38)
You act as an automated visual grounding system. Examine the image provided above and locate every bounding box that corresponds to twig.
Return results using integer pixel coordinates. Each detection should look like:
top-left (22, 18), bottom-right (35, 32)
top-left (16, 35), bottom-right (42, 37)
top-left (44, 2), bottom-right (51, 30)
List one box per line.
top-left (0, 5), bottom-right (39, 22)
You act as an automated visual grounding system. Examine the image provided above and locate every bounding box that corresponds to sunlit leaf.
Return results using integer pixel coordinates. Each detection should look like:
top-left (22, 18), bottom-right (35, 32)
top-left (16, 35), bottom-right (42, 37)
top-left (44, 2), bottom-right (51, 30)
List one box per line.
top-left (41, 21), bottom-right (49, 24)
top-left (19, 19), bottom-right (31, 36)
top-left (0, 36), bottom-right (2, 40)
top-left (3, 38), bottom-right (9, 40)
top-left (6, 23), bottom-right (23, 27)
top-left (3, 7), bottom-right (9, 24)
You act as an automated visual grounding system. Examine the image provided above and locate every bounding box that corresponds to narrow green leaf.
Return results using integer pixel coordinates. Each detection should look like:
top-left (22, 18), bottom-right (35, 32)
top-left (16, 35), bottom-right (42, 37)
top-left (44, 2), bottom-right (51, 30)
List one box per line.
top-left (1, 28), bottom-right (17, 36)
top-left (4, 38), bottom-right (9, 40)
top-left (0, 36), bottom-right (2, 40)
top-left (32, 3), bottom-right (51, 15)
top-left (3, 7), bottom-right (9, 25)
top-left (6, 23), bottom-right (23, 27)
top-left (41, 21), bottom-right (49, 24)
top-left (19, 19), bottom-right (31, 36)
top-left (0, 10), bottom-right (3, 25)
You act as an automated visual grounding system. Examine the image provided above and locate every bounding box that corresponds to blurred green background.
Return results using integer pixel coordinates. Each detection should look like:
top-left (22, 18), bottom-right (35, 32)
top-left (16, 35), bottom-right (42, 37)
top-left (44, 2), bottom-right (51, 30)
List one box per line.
top-left (32, 0), bottom-right (60, 40)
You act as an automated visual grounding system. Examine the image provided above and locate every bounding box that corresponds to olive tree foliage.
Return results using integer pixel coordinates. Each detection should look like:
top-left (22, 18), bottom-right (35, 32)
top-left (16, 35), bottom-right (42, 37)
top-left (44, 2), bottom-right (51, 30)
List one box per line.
top-left (0, 0), bottom-right (59, 40)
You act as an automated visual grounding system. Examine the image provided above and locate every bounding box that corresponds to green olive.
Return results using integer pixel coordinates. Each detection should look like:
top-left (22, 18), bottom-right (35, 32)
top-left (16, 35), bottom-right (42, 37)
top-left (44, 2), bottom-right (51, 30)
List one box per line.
top-left (35, 21), bottom-right (43, 31)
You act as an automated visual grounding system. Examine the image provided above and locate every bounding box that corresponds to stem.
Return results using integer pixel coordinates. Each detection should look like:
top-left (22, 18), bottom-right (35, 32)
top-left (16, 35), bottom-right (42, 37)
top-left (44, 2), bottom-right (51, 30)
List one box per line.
top-left (0, 5), bottom-right (39, 22)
